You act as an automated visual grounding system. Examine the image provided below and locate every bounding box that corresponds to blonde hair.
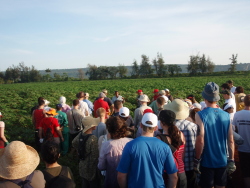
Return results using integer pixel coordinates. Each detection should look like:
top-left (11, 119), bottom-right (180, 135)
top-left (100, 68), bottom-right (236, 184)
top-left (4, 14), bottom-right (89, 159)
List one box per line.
top-left (96, 107), bottom-right (106, 118)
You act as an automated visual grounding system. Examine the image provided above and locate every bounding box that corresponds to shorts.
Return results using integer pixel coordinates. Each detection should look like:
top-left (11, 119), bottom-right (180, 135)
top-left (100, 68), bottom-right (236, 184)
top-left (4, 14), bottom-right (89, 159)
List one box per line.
top-left (199, 165), bottom-right (227, 188)
top-left (238, 151), bottom-right (250, 178)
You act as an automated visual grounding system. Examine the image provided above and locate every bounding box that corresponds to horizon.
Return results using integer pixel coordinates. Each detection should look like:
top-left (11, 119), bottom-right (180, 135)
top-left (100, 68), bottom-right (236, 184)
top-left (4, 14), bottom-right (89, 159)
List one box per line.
top-left (1, 0), bottom-right (250, 71)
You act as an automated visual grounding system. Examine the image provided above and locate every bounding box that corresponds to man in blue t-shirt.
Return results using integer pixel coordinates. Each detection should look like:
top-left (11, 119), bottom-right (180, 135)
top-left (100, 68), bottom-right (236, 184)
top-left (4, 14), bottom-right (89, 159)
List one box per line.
top-left (195, 82), bottom-right (235, 188)
top-left (117, 112), bottom-right (178, 188)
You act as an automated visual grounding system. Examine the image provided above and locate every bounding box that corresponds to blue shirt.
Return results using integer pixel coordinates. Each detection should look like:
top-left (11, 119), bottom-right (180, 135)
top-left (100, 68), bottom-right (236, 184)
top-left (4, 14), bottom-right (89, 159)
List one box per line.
top-left (83, 99), bottom-right (94, 115)
top-left (198, 107), bottom-right (230, 168)
top-left (117, 136), bottom-right (177, 188)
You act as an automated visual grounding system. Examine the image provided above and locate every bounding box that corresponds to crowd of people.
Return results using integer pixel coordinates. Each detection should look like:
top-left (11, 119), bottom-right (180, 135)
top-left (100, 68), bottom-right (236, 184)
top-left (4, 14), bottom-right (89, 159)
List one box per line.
top-left (0, 80), bottom-right (250, 188)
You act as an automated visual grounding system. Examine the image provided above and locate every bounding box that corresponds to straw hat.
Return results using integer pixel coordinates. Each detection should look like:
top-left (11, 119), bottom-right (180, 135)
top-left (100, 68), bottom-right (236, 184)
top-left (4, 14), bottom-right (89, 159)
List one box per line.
top-left (163, 99), bottom-right (189, 120)
top-left (82, 116), bottom-right (100, 133)
top-left (0, 141), bottom-right (40, 180)
top-left (138, 94), bottom-right (150, 102)
top-left (45, 108), bottom-right (58, 116)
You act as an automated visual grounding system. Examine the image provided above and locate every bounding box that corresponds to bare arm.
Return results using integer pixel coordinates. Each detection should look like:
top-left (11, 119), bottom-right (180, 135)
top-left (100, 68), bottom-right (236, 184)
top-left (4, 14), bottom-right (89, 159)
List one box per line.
top-left (167, 172), bottom-right (178, 188)
top-left (227, 124), bottom-right (235, 160)
top-left (0, 127), bottom-right (8, 142)
top-left (117, 172), bottom-right (127, 188)
top-left (195, 113), bottom-right (205, 159)
top-left (56, 126), bottom-right (64, 142)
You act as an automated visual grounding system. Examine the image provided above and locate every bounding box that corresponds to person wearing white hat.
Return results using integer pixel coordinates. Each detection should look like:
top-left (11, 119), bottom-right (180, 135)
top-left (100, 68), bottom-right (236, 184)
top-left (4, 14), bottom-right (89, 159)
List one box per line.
top-left (117, 113), bottom-right (178, 188)
top-left (119, 107), bottom-right (135, 129)
top-left (0, 112), bottom-right (8, 148)
top-left (59, 96), bottom-right (71, 113)
top-left (134, 94), bottom-right (152, 128)
top-left (0, 141), bottom-right (45, 188)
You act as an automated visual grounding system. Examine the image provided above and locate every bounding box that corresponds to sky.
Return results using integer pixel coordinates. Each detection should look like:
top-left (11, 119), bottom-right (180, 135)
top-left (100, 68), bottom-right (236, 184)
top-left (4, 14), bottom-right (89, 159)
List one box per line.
top-left (0, 0), bottom-right (250, 71)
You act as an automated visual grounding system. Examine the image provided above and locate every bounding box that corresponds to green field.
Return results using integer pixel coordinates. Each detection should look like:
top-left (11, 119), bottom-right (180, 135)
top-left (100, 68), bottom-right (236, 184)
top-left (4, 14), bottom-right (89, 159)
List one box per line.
top-left (1, 75), bottom-right (250, 187)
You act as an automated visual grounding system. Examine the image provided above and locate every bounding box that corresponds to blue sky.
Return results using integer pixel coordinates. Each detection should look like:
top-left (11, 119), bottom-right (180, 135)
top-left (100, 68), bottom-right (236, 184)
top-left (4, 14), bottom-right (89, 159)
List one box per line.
top-left (0, 0), bottom-right (250, 70)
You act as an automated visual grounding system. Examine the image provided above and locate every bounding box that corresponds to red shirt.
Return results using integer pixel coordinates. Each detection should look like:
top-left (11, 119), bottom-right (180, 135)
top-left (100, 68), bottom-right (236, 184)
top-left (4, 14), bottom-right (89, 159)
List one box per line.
top-left (33, 109), bottom-right (45, 129)
top-left (93, 98), bottom-right (109, 118)
top-left (39, 117), bottom-right (60, 137)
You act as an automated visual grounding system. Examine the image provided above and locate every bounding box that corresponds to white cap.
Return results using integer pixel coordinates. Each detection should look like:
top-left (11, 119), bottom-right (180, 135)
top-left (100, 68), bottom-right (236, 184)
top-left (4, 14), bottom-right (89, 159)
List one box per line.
top-left (44, 100), bottom-right (50, 105)
top-left (141, 113), bottom-right (158, 127)
top-left (0, 112), bottom-right (2, 116)
top-left (116, 95), bottom-right (123, 101)
top-left (223, 103), bottom-right (233, 110)
top-left (161, 96), bottom-right (169, 103)
top-left (119, 107), bottom-right (130, 117)
top-left (165, 89), bottom-right (170, 92)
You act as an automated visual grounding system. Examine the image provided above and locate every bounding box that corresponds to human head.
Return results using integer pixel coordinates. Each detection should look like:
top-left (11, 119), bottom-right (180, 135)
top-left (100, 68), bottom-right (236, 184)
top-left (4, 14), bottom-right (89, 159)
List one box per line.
top-left (227, 80), bottom-right (234, 88)
top-left (141, 112), bottom-right (158, 133)
top-left (41, 141), bottom-right (60, 164)
top-left (221, 83), bottom-right (230, 90)
top-left (163, 99), bottom-right (190, 120)
top-left (96, 107), bottom-right (106, 118)
top-left (45, 108), bottom-right (58, 117)
top-left (114, 100), bottom-right (123, 110)
top-left (59, 96), bottom-right (66, 104)
top-left (84, 93), bottom-right (89, 99)
top-left (106, 116), bottom-right (127, 139)
top-left (102, 89), bottom-right (108, 95)
top-left (99, 92), bottom-right (106, 98)
top-left (158, 90), bottom-right (166, 96)
top-left (38, 99), bottom-right (45, 106)
top-left (244, 94), bottom-right (250, 106)
top-left (138, 94), bottom-right (150, 103)
top-left (0, 141), bottom-right (40, 180)
top-left (223, 103), bottom-right (234, 113)
top-left (165, 89), bottom-right (170, 95)
top-left (189, 108), bottom-right (201, 122)
top-left (235, 86), bottom-right (244, 94)
top-left (153, 89), bottom-right (159, 95)
top-left (156, 97), bottom-right (165, 107)
top-left (220, 89), bottom-right (231, 100)
top-left (73, 99), bottom-right (80, 107)
top-left (119, 107), bottom-right (130, 118)
top-left (202, 82), bottom-right (220, 102)
top-left (76, 91), bottom-right (84, 99)
top-left (55, 104), bottom-right (62, 111)
top-left (159, 110), bottom-right (176, 126)
top-left (137, 89), bottom-right (143, 95)
top-left (114, 91), bottom-right (119, 97)
top-left (38, 97), bottom-right (44, 103)
top-left (186, 94), bottom-right (196, 104)
top-left (82, 117), bottom-right (100, 133)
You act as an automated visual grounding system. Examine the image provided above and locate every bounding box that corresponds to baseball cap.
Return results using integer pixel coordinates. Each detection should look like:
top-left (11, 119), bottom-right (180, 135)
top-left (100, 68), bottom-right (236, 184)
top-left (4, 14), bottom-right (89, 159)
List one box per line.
top-left (141, 113), bottom-right (158, 127)
top-left (143, 109), bottom-right (154, 115)
top-left (137, 89), bottom-right (143, 93)
top-left (153, 89), bottom-right (159, 93)
top-left (56, 104), bottom-right (62, 108)
top-left (119, 107), bottom-right (130, 117)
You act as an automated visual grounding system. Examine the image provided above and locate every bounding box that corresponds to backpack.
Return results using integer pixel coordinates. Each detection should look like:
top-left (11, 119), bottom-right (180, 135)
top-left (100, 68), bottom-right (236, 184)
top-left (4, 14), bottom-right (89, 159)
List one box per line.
top-left (78, 133), bottom-right (92, 160)
top-left (42, 166), bottom-right (75, 188)
top-left (8, 172), bottom-right (34, 188)
top-left (157, 134), bottom-right (179, 169)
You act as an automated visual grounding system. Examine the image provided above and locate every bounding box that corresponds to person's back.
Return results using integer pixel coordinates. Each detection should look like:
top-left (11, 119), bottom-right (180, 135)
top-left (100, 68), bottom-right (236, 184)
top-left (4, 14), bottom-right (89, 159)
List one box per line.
top-left (198, 107), bottom-right (230, 167)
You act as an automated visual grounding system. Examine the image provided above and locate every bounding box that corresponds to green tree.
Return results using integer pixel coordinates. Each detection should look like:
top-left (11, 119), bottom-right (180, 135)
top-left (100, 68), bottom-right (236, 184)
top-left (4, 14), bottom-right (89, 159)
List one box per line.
top-left (86, 64), bottom-right (99, 80)
top-left (78, 69), bottom-right (85, 80)
top-left (131, 60), bottom-right (140, 78)
top-left (139, 54), bottom-right (153, 77)
top-left (206, 57), bottom-right (215, 73)
top-left (107, 66), bottom-right (119, 79)
top-left (29, 66), bottom-right (41, 82)
top-left (117, 64), bottom-right (128, 78)
top-left (153, 53), bottom-right (167, 77)
top-left (228, 54), bottom-right (238, 73)
top-left (199, 54), bottom-right (207, 73)
top-left (53, 73), bottom-right (61, 81)
top-left (45, 68), bottom-right (51, 73)
top-left (187, 55), bottom-right (199, 75)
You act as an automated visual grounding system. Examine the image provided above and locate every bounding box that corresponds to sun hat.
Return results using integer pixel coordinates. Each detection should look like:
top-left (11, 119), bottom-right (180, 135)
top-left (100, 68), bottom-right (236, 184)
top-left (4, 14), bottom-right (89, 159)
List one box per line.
top-left (82, 116), bottom-right (100, 133)
top-left (163, 99), bottom-right (189, 120)
top-left (165, 89), bottom-right (170, 92)
top-left (45, 108), bottom-right (58, 116)
top-left (202, 82), bottom-right (220, 101)
top-left (159, 90), bottom-right (166, 95)
top-left (138, 94), bottom-right (150, 102)
top-left (137, 89), bottom-right (143, 93)
top-left (119, 107), bottom-right (130, 118)
top-left (116, 95), bottom-right (123, 101)
top-left (159, 110), bottom-right (176, 125)
top-left (99, 92), bottom-right (106, 98)
top-left (102, 89), bottom-right (108, 94)
top-left (141, 113), bottom-right (158, 127)
top-left (192, 103), bottom-right (202, 110)
top-left (220, 89), bottom-right (230, 95)
top-left (153, 89), bottom-right (159, 93)
top-left (85, 93), bottom-right (89, 97)
top-left (143, 109), bottom-right (154, 115)
top-left (0, 141), bottom-right (40, 180)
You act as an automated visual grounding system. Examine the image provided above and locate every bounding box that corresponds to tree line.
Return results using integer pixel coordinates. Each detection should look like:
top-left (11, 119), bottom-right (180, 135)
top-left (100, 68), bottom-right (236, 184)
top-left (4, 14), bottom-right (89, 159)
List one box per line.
top-left (0, 53), bottom-right (239, 83)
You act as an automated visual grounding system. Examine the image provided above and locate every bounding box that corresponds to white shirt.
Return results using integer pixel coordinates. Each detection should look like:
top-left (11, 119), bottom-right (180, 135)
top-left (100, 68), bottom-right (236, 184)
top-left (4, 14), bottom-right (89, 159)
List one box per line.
top-left (79, 100), bottom-right (89, 117)
top-left (225, 98), bottom-right (236, 113)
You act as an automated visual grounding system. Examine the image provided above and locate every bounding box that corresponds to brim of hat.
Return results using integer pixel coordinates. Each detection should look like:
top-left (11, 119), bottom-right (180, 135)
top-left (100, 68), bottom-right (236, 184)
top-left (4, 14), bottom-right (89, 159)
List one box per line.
top-left (0, 145), bottom-right (39, 180)
top-left (163, 103), bottom-right (189, 120)
top-left (82, 118), bottom-right (100, 133)
top-left (202, 91), bottom-right (220, 101)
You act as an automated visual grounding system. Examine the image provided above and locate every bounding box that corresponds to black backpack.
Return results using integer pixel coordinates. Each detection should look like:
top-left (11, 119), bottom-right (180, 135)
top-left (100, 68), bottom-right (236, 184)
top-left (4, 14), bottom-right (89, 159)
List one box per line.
top-left (8, 172), bottom-right (34, 188)
top-left (78, 133), bottom-right (92, 160)
top-left (42, 166), bottom-right (75, 188)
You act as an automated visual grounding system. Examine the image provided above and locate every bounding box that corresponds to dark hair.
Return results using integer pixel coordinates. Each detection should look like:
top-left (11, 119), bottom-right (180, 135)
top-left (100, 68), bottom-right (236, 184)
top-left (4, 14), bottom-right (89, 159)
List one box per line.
top-left (106, 116), bottom-right (127, 139)
top-left (159, 110), bottom-right (181, 149)
top-left (187, 94), bottom-right (196, 104)
top-left (73, 99), bottom-right (80, 106)
top-left (41, 141), bottom-right (60, 164)
top-left (244, 94), bottom-right (250, 106)
top-left (190, 108), bottom-right (201, 122)
top-left (76, 91), bottom-right (84, 98)
top-left (38, 99), bottom-right (45, 106)
top-left (221, 83), bottom-right (230, 90)
top-left (156, 97), bottom-right (165, 106)
top-left (114, 100), bottom-right (122, 110)
top-left (235, 86), bottom-right (244, 94)
top-left (227, 80), bottom-right (233, 84)
top-left (38, 97), bottom-right (44, 103)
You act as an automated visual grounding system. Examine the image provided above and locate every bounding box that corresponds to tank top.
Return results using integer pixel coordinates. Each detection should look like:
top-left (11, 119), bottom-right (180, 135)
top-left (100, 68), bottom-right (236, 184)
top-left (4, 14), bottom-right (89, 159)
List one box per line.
top-left (198, 107), bottom-right (230, 168)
